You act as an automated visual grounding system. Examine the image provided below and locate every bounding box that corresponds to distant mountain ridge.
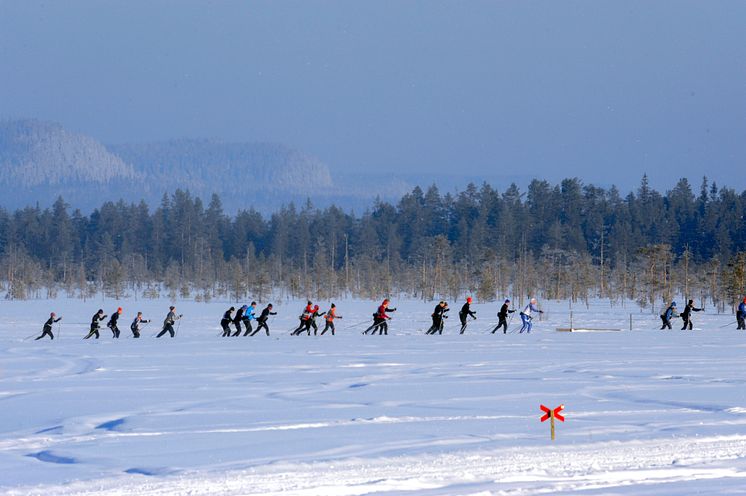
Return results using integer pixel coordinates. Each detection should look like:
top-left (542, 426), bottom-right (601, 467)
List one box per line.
top-left (0, 120), bottom-right (137, 186)
top-left (0, 119), bottom-right (535, 213)
top-left (0, 119), bottom-right (338, 212)
top-left (108, 139), bottom-right (333, 193)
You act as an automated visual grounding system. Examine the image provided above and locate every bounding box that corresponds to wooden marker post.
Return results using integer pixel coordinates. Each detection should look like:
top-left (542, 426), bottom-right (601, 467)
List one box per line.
top-left (540, 404), bottom-right (565, 441)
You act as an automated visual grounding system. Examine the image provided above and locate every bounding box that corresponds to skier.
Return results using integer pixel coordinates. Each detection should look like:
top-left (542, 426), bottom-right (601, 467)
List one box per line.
top-left (492, 299), bottom-right (515, 334)
top-left (292, 302), bottom-right (313, 336)
top-left (459, 297), bottom-right (477, 334)
top-left (242, 301), bottom-right (257, 336)
top-left (438, 302), bottom-right (450, 334)
top-left (426, 301), bottom-right (448, 335)
top-left (130, 312), bottom-right (149, 338)
top-left (251, 303), bottom-right (276, 336)
top-left (84, 309), bottom-right (107, 339)
top-left (680, 299), bottom-right (703, 330)
top-left (370, 299), bottom-right (397, 335)
top-left (519, 298), bottom-right (543, 333)
top-left (738, 298), bottom-right (746, 330)
top-left (320, 303), bottom-right (341, 335)
top-left (305, 304), bottom-right (325, 335)
top-left (362, 306), bottom-right (385, 335)
top-left (157, 306), bottom-right (182, 338)
top-left (107, 307), bottom-right (123, 338)
top-left (221, 307), bottom-right (235, 337)
top-left (660, 301), bottom-right (677, 330)
top-left (36, 312), bottom-right (62, 340)
top-left (232, 305), bottom-right (246, 336)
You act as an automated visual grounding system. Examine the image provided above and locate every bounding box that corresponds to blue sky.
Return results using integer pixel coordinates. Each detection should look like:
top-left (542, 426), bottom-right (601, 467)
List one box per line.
top-left (1, 0), bottom-right (744, 191)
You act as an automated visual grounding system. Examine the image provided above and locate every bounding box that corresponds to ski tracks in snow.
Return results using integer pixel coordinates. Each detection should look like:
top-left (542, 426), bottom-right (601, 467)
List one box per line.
top-left (5, 435), bottom-right (746, 495)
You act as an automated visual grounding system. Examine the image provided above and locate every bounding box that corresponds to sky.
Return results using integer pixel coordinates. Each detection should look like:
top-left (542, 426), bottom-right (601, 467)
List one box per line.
top-left (1, 0), bottom-right (745, 192)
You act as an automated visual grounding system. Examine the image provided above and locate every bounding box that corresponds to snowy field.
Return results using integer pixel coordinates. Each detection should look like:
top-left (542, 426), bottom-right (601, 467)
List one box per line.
top-left (2, 297), bottom-right (746, 495)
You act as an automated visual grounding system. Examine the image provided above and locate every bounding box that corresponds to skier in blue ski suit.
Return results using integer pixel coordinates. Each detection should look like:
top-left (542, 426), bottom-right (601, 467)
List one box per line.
top-left (737, 298), bottom-right (746, 330)
top-left (519, 298), bottom-right (543, 333)
top-left (242, 302), bottom-right (257, 336)
top-left (660, 302), bottom-right (677, 329)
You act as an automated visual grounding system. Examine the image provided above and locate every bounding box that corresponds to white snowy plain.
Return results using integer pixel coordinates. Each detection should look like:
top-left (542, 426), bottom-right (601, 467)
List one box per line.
top-left (2, 297), bottom-right (746, 496)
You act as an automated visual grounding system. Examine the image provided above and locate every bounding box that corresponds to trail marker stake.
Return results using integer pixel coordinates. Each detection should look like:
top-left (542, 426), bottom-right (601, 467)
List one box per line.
top-left (540, 404), bottom-right (565, 440)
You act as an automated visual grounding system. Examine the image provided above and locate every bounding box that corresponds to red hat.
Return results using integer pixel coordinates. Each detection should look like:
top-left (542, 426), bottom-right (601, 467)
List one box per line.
top-left (383, 299), bottom-right (389, 304)
top-left (117, 307), bottom-right (123, 313)
top-left (466, 297), bottom-right (473, 303)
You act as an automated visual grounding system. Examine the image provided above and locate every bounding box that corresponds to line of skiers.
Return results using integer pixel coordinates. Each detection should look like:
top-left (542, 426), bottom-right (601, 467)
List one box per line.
top-left (34, 296), bottom-right (746, 341)
top-left (33, 306), bottom-right (182, 340)
top-left (32, 298), bottom-right (533, 340)
top-left (220, 302), bottom-right (276, 336)
top-left (288, 301), bottom-right (341, 335)
top-left (425, 297), bottom-right (542, 335)
top-left (659, 300), bottom-right (704, 330)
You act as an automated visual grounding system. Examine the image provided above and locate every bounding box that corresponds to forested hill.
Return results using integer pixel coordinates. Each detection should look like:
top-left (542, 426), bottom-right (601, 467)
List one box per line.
top-left (0, 119), bottom-right (347, 212)
top-left (0, 120), bottom-right (138, 186)
top-left (107, 140), bottom-right (333, 194)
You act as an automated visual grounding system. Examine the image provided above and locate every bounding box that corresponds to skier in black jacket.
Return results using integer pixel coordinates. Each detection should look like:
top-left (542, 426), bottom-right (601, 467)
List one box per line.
top-left (107, 307), bottom-right (123, 338)
top-left (738, 298), bottom-right (746, 330)
top-left (221, 307), bottom-right (235, 337)
top-left (492, 299), bottom-right (515, 334)
top-left (680, 299), bottom-right (703, 330)
top-left (36, 312), bottom-right (62, 340)
top-left (84, 310), bottom-right (107, 339)
top-left (251, 304), bottom-right (276, 336)
top-left (438, 302), bottom-right (450, 334)
top-left (130, 312), bottom-right (149, 338)
top-left (232, 305), bottom-right (246, 336)
top-left (426, 301), bottom-right (449, 334)
top-left (459, 297), bottom-right (477, 334)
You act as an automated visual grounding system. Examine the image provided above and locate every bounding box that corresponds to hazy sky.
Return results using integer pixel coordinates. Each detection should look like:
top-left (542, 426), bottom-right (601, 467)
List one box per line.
top-left (1, 0), bottom-right (744, 191)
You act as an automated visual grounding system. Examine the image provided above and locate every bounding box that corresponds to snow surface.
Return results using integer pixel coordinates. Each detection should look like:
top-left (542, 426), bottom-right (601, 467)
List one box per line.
top-left (2, 297), bottom-right (746, 495)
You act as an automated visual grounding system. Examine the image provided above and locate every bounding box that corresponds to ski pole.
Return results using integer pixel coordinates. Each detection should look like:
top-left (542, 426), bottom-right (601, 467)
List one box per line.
top-left (346, 319), bottom-right (371, 328)
top-left (479, 323), bottom-right (493, 333)
top-left (719, 321), bottom-right (737, 329)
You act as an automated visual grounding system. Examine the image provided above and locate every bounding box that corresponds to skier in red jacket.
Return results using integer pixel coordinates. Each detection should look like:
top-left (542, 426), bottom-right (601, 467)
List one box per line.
top-left (365, 299), bottom-right (397, 335)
